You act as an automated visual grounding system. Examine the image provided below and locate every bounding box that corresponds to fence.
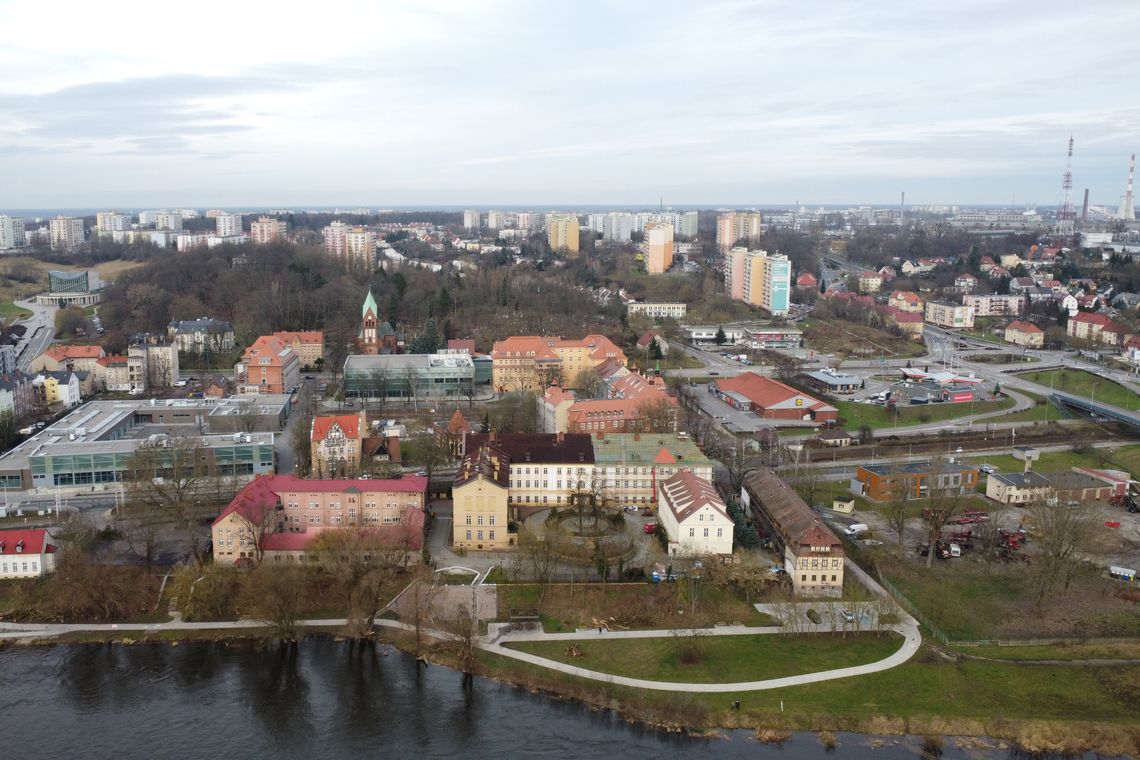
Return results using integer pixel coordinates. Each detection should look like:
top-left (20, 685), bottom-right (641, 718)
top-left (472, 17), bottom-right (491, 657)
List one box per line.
top-left (874, 568), bottom-right (1137, 648)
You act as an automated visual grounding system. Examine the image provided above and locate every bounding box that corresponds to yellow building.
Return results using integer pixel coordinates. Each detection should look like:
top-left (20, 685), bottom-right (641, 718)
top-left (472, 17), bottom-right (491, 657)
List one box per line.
top-left (547, 215), bottom-right (580, 254)
top-left (643, 222), bottom-right (674, 274)
top-left (491, 335), bottom-right (627, 393)
top-left (452, 443), bottom-right (512, 550)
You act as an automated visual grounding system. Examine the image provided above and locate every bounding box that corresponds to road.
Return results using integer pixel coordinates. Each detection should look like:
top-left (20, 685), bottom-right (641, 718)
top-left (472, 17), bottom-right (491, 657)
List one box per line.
top-left (13, 298), bottom-right (57, 371)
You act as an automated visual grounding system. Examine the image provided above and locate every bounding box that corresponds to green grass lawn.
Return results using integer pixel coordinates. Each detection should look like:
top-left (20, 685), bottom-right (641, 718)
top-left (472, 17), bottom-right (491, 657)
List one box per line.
top-left (507, 632), bottom-right (902, 683)
top-left (478, 647), bottom-right (1140, 730)
top-left (1017, 369), bottom-right (1139, 409)
top-left (955, 641), bottom-right (1140, 661)
top-left (837, 396), bottom-right (1015, 430)
top-left (966, 444), bottom-right (1140, 478)
top-left (995, 390), bottom-right (1057, 423)
top-left (0, 301), bottom-right (33, 320)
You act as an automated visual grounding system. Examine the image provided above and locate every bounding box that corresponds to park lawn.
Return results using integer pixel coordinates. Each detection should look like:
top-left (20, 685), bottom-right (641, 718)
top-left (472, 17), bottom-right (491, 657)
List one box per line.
top-left (506, 632), bottom-right (902, 683)
top-left (803, 319), bottom-right (926, 360)
top-left (836, 396), bottom-right (1015, 431)
top-left (475, 647), bottom-right (1140, 733)
top-left (995, 390), bottom-right (1059, 423)
top-left (1017, 369), bottom-right (1139, 410)
top-left (496, 583), bottom-right (775, 631)
top-left (0, 301), bottom-right (33, 320)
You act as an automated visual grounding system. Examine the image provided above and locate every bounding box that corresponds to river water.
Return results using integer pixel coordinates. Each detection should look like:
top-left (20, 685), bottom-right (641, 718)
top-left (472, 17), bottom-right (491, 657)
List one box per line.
top-left (0, 639), bottom-right (1107, 759)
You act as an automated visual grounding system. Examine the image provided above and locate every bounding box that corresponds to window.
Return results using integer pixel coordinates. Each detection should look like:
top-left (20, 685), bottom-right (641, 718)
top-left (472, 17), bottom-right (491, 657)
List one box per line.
top-left (477, 530), bottom-right (483, 540)
top-left (689, 528), bottom-right (694, 537)
top-left (465, 515), bottom-right (472, 525)
top-left (717, 528), bottom-right (723, 538)
top-left (465, 530), bottom-right (472, 540)
top-left (477, 515), bottom-right (484, 525)
top-left (489, 530), bottom-right (495, 540)
top-left (703, 528), bottom-right (709, 538)
top-left (488, 516), bottom-right (495, 525)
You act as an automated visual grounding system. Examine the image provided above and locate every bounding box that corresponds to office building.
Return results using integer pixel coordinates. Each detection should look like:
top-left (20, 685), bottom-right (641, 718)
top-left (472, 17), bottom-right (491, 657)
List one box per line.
top-left (547, 215), bottom-right (580, 254)
top-left (643, 221), bottom-right (674, 274)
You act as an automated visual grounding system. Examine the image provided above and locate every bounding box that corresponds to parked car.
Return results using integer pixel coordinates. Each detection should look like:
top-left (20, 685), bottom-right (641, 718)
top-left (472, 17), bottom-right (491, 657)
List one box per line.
top-left (839, 608), bottom-right (856, 623)
top-left (643, 523), bottom-right (657, 534)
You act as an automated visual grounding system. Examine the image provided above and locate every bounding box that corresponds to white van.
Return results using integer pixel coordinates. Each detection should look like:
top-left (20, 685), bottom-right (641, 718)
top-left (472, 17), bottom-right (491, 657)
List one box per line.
top-left (844, 523), bottom-right (869, 537)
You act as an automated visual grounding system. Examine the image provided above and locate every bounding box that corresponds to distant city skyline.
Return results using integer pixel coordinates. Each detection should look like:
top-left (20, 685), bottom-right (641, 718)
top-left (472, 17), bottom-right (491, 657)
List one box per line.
top-left (2, 0), bottom-right (1138, 208)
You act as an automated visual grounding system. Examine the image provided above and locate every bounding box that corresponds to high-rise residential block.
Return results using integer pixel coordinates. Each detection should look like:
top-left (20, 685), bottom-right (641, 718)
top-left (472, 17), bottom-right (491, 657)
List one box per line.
top-left (95, 211), bottom-right (131, 233)
top-left (345, 227), bottom-right (376, 268)
top-left (0, 215), bottom-right (27, 250)
top-left (48, 215), bottom-right (85, 250)
top-left (322, 221), bottom-right (348, 257)
top-left (215, 213), bottom-right (243, 237)
top-left (249, 216), bottom-right (286, 245)
top-left (603, 212), bottom-right (633, 242)
top-left (486, 210), bottom-right (505, 229)
top-left (643, 221), bottom-right (674, 274)
top-left (587, 213), bottom-right (606, 234)
top-left (715, 211), bottom-right (762, 252)
top-left (547, 215), bottom-right (580, 254)
top-left (155, 210), bottom-right (183, 231)
top-left (726, 248), bottom-right (790, 316)
top-left (463, 210), bottom-right (481, 230)
top-left (515, 212), bottom-right (535, 230)
top-left (677, 211), bottom-right (699, 238)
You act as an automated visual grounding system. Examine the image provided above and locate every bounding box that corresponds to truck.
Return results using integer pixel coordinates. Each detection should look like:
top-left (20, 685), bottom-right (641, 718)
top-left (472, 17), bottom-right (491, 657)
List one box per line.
top-left (843, 523), bottom-right (869, 537)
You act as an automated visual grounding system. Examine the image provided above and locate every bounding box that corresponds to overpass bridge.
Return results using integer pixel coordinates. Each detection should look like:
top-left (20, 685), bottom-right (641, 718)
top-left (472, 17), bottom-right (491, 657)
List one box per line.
top-left (1051, 391), bottom-right (1140, 432)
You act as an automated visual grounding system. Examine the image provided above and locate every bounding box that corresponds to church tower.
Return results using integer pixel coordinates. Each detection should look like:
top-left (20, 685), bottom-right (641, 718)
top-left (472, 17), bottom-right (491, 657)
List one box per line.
top-left (358, 289), bottom-right (380, 355)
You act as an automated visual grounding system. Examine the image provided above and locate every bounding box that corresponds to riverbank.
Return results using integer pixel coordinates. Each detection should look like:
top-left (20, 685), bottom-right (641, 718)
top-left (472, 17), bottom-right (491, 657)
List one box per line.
top-left (3, 620), bottom-right (1138, 756)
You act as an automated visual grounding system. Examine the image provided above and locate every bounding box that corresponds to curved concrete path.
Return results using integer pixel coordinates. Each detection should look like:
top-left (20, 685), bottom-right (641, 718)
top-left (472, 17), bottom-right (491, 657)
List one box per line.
top-left (484, 617), bottom-right (921, 693)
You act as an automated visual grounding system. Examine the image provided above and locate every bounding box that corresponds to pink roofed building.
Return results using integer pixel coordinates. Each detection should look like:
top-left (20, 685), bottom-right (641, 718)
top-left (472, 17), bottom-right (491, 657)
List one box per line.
top-left (211, 474), bottom-right (427, 565)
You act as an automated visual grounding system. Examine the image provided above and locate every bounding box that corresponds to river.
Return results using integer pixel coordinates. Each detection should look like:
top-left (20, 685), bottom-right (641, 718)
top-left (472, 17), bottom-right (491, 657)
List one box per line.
top-left (0, 639), bottom-right (1108, 759)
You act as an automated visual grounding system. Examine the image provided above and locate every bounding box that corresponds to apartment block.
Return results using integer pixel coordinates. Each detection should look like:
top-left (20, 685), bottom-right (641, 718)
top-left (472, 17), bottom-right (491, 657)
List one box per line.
top-left (547, 215), bottom-right (580, 254)
top-left (236, 335), bottom-right (301, 394)
top-left (643, 221), bottom-right (674, 274)
top-left (963, 293), bottom-right (1026, 317)
top-left (0, 215), bottom-right (27, 249)
top-left (924, 301), bottom-right (975, 329)
top-left (249, 216), bottom-right (287, 245)
top-left (215, 213), bottom-right (244, 237)
top-left (48, 216), bottom-right (85, 250)
top-left (727, 249), bottom-right (790, 316)
top-left (715, 211), bottom-right (762, 252)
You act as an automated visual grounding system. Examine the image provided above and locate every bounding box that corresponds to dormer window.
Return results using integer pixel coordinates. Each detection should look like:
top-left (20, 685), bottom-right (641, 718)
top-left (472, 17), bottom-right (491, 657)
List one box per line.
top-left (15, 540), bottom-right (24, 553)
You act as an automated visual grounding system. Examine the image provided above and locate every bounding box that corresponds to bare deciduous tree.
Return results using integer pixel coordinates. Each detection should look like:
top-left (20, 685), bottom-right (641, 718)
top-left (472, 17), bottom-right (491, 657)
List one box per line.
top-left (1028, 499), bottom-right (1102, 611)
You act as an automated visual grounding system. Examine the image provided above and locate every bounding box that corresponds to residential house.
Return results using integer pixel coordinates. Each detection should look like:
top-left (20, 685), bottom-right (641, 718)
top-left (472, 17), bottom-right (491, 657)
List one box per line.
top-left (93, 355), bottom-right (146, 393)
top-left (203, 375), bottom-right (233, 397)
top-left (636, 330), bottom-right (669, 356)
top-left (885, 307), bottom-right (925, 338)
top-left (954, 273), bottom-right (979, 292)
top-left (712, 372), bottom-right (838, 422)
top-left (924, 301), bottom-right (975, 329)
top-left (795, 272), bottom-right (818, 289)
top-left (657, 469), bottom-right (734, 557)
top-left (28, 344), bottom-right (105, 375)
top-left (538, 385), bottom-right (577, 434)
top-left (817, 429), bottom-right (853, 447)
top-left (855, 462), bottom-right (980, 501)
top-left (857, 271), bottom-right (883, 293)
top-left (129, 335), bottom-right (180, 388)
top-left (1009, 277), bottom-right (1035, 294)
top-left (0, 373), bottom-right (41, 418)
top-left (272, 331), bottom-right (325, 370)
top-left (167, 319), bottom-right (236, 354)
top-left (963, 294), bottom-right (1025, 317)
top-left (310, 410), bottom-right (368, 477)
top-left (452, 441), bottom-right (512, 550)
top-left (742, 469), bottom-right (844, 597)
top-left (1067, 312), bottom-right (1129, 347)
top-left (211, 474), bottom-right (427, 565)
top-left (888, 290), bottom-right (924, 313)
top-left (235, 335), bottom-right (301, 394)
top-left (1004, 320), bottom-right (1044, 348)
top-left (0, 529), bottom-right (59, 578)
top-left (30, 371), bottom-right (82, 409)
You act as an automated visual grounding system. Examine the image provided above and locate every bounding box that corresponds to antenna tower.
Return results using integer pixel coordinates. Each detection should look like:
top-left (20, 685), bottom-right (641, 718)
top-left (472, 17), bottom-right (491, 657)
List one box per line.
top-left (1119, 153), bottom-right (1136, 221)
top-left (1056, 136), bottom-right (1075, 234)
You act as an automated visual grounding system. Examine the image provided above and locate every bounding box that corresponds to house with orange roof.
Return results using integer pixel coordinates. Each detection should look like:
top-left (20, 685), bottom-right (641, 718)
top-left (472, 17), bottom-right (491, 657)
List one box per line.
top-left (0, 528), bottom-right (59, 578)
top-left (491, 334), bottom-right (627, 392)
top-left (1004, 320), bottom-right (1044, 348)
top-left (272, 330), bottom-right (325, 370)
top-left (657, 469), bottom-right (733, 557)
top-left (235, 335), bottom-right (300, 394)
top-left (311, 410), bottom-right (368, 476)
top-left (93, 354), bottom-right (146, 393)
top-left (1067, 311), bottom-right (1130, 347)
top-left (712, 372), bottom-right (837, 422)
top-left (888, 290), bottom-right (924, 314)
top-left (211, 474), bottom-right (427, 565)
top-left (28, 344), bottom-right (105, 375)
top-left (538, 385), bottom-right (577, 434)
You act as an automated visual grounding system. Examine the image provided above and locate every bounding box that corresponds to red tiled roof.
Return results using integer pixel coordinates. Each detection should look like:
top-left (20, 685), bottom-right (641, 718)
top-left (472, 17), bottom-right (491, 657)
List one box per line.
top-left (447, 408), bottom-right (473, 434)
top-left (659, 469), bottom-right (728, 523)
top-left (43, 345), bottom-right (105, 361)
top-left (213, 474), bottom-right (428, 527)
top-left (311, 413), bottom-right (363, 441)
top-left (636, 330), bottom-right (660, 349)
top-left (242, 335), bottom-right (295, 365)
top-left (96, 355), bottom-right (129, 367)
top-left (447, 339), bottom-right (477, 354)
top-left (272, 330), bottom-right (324, 344)
top-left (796, 273), bottom-right (817, 287)
top-left (653, 447), bottom-right (677, 465)
top-left (1006, 320), bottom-right (1043, 334)
top-left (715, 372), bottom-right (834, 412)
top-left (0, 528), bottom-right (53, 556)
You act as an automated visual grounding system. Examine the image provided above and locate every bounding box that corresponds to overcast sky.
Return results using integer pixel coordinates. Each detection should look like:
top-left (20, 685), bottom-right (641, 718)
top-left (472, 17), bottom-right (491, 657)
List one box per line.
top-left (2, 0), bottom-right (1138, 209)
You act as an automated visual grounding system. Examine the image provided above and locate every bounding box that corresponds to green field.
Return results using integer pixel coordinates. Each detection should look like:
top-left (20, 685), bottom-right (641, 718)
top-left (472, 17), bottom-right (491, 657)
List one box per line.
top-left (1017, 369), bottom-right (1139, 410)
top-left (995, 390), bottom-right (1056, 423)
top-left (836, 396), bottom-right (1015, 431)
top-left (966, 444), bottom-right (1140, 479)
top-left (507, 632), bottom-right (902, 683)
